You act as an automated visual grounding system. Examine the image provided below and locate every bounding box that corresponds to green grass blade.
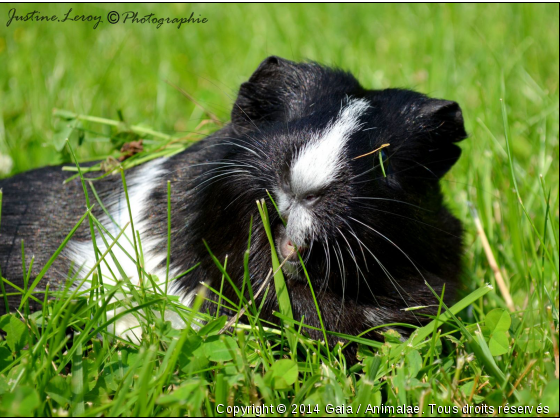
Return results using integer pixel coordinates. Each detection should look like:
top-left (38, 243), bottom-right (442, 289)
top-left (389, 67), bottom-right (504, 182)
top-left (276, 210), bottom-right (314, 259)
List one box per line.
top-left (165, 180), bottom-right (171, 295)
top-left (71, 337), bottom-right (85, 416)
top-left (120, 168), bottom-right (143, 284)
top-left (256, 199), bottom-right (293, 319)
top-left (18, 206), bottom-right (93, 311)
top-left (66, 140), bottom-right (105, 308)
top-left (411, 283), bottom-right (493, 346)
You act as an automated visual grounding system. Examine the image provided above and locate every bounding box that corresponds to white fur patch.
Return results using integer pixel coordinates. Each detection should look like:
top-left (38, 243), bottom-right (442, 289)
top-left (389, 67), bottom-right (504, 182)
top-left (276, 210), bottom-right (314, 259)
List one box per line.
top-left (67, 158), bottom-right (172, 285)
top-left (106, 289), bottom-right (199, 344)
top-left (290, 98), bottom-right (369, 195)
top-left (278, 98), bottom-right (369, 246)
top-left (286, 204), bottom-right (315, 246)
top-left (273, 189), bottom-right (314, 247)
top-left (65, 158), bottom-right (192, 339)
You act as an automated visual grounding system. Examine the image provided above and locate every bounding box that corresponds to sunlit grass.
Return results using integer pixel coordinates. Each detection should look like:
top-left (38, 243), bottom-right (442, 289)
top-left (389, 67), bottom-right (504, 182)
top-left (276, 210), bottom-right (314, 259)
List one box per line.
top-left (0, 3), bottom-right (558, 417)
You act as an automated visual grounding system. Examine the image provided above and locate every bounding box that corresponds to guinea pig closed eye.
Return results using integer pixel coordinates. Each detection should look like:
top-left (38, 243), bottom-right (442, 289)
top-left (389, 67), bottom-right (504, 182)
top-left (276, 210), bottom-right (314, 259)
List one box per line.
top-left (0, 56), bottom-right (467, 345)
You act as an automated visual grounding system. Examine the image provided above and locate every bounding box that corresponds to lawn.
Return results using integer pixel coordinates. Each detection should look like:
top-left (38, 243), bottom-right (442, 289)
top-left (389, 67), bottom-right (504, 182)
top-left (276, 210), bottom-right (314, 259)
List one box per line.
top-left (0, 3), bottom-right (558, 417)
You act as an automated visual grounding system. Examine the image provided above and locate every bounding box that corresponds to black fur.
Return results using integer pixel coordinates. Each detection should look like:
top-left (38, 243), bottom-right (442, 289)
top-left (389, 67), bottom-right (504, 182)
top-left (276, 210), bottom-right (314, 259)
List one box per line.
top-left (0, 56), bottom-right (467, 345)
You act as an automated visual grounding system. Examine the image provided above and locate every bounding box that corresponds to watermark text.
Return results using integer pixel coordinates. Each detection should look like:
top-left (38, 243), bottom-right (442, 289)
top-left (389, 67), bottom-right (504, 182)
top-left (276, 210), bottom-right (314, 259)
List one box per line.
top-left (6, 8), bottom-right (208, 30)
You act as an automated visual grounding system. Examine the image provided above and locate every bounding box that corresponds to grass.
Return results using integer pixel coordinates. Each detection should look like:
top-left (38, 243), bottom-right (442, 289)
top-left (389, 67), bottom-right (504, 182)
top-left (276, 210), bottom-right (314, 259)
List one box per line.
top-left (0, 3), bottom-right (558, 417)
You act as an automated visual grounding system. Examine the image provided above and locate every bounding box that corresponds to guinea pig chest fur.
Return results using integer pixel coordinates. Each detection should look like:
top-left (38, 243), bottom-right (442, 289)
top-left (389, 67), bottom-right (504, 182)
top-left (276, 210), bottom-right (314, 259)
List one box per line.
top-left (0, 56), bottom-right (467, 344)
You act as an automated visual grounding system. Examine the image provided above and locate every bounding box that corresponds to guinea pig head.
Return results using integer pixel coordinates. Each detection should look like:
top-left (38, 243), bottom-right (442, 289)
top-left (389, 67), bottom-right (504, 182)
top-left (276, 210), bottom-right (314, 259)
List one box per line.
top-left (211, 56), bottom-right (467, 298)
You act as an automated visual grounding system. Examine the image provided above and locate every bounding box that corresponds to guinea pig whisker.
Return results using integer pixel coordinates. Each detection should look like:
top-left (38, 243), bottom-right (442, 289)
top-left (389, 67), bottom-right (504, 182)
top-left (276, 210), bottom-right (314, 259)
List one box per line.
top-left (332, 241), bottom-right (346, 310)
top-left (336, 222), bottom-right (381, 305)
top-left (224, 187), bottom-right (266, 211)
top-left (355, 204), bottom-right (461, 239)
top-left (238, 133), bottom-right (269, 150)
top-left (351, 197), bottom-right (432, 212)
top-left (195, 174), bottom-right (246, 192)
top-left (221, 135), bottom-right (264, 150)
top-left (320, 240), bottom-right (331, 291)
top-left (202, 137), bottom-right (267, 161)
top-left (325, 241), bottom-right (332, 289)
top-left (197, 166), bottom-right (255, 179)
top-left (334, 240), bottom-right (347, 297)
top-left (336, 227), bottom-right (369, 304)
top-left (190, 159), bottom-right (254, 168)
top-left (222, 157), bottom-right (265, 168)
top-left (398, 155), bottom-right (458, 179)
top-left (342, 224), bottom-right (420, 315)
top-left (338, 218), bottom-right (369, 272)
top-left (348, 216), bottom-right (428, 285)
top-left (198, 176), bottom-right (249, 194)
top-left (365, 154), bottom-right (460, 184)
top-left (232, 102), bottom-right (264, 134)
top-left (320, 237), bottom-right (333, 295)
top-left (349, 166), bottom-right (376, 181)
top-left (195, 167), bottom-right (253, 180)
top-left (194, 172), bottom-right (250, 193)
top-left (194, 170), bottom-right (250, 188)
top-left (336, 227), bottom-right (366, 281)
top-left (375, 256), bottom-right (411, 302)
top-left (193, 161), bottom-right (251, 175)
top-left (208, 161), bottom-right (260, 172)
top-left (302, 238), bottom-right (314, 266)
top-left (346, 239), bottom-right (374, 304)
top-left (218, 140), bottom-right (263, 158)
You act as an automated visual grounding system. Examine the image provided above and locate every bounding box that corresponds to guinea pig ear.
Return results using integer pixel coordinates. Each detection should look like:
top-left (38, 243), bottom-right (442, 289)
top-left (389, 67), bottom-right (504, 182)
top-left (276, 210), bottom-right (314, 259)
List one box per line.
top-left (231, 56), bottom-right (300, 133)
top-left (231, 56), bottom-right (361, 134)
top-left (416, 99), bottom-right (467, 178)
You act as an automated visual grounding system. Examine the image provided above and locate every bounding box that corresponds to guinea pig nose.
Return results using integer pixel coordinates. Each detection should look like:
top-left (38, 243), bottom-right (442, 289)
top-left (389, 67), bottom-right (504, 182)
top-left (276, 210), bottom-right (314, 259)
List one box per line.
top-left (280, 237), bottom-right (309, 261)
top-left (280, 238), bottom-right (299, 261)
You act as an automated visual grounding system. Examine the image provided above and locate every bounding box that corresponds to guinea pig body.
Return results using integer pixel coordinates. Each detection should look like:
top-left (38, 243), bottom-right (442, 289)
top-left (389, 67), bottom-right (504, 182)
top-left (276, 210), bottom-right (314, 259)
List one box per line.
top-left (0, 56), bottom-right (467, 342)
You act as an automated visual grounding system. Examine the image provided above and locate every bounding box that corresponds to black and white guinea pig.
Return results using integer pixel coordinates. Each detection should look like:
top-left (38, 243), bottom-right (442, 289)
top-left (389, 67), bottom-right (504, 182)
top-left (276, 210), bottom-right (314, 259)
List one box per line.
top-left (0, 56), bottom-right (467, 342)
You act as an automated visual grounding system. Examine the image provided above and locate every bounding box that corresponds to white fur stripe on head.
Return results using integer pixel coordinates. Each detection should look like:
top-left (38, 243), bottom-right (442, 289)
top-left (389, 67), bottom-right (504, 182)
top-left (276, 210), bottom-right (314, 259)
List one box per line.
top-left (290, 98), bottom-right (369, 195)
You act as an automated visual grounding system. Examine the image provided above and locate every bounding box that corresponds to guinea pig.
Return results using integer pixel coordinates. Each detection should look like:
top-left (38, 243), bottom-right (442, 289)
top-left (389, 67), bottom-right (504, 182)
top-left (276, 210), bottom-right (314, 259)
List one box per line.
top-left (0, 56), bottom-right (467, 344)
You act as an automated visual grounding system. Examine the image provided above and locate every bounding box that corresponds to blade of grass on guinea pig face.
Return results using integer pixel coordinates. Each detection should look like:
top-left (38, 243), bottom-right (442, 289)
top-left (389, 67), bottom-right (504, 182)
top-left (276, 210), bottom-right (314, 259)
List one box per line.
top-left (256, 199), bottom-right (293, 320)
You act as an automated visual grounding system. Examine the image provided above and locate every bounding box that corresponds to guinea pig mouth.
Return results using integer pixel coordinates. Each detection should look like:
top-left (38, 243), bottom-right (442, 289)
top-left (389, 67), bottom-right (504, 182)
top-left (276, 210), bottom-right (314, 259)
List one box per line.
top-left (279, 238), bottom-right (308, 263)
top-left (274, 225), bottom-right (309, 265)
top-left (275, 235), bottom-right (308, 280)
